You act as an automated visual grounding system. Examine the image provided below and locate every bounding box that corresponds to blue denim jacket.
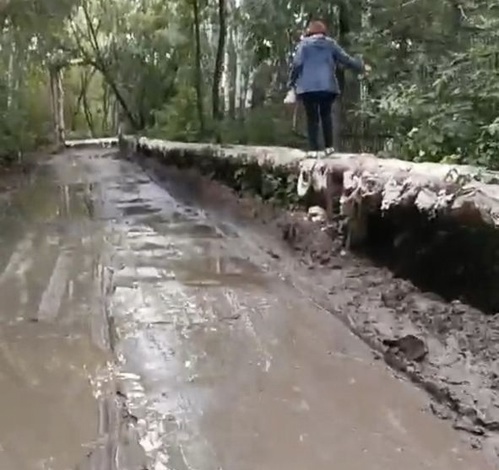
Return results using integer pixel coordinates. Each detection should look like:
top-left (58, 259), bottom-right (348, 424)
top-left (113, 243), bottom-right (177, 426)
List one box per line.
top-left (288, 34), bottom-right (364, 95)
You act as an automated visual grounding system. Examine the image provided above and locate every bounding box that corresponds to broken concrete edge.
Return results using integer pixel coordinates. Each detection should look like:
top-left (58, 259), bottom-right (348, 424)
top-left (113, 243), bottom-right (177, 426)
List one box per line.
top-left (120, 135), bottom-right (308, 207)
top-left (65, 137), bottom-right (118, 149)
top-left (120, 135), bottom-right (499, 233)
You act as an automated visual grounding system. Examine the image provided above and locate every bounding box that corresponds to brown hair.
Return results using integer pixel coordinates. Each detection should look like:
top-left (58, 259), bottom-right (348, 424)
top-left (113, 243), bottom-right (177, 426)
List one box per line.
top-left (305, 20), bottom-right (327, 36)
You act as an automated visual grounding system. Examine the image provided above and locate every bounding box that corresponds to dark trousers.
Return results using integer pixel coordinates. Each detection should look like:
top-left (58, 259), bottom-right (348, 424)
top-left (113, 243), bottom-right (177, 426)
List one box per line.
top-left (300, 91), bottom-right (336, 151)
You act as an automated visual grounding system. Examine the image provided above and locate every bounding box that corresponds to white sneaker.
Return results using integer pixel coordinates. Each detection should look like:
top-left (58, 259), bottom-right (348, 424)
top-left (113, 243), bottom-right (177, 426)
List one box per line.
top-left (324, 147), bottom-right (335, 157)
top-left (305, 150), bottom-right (319, 159)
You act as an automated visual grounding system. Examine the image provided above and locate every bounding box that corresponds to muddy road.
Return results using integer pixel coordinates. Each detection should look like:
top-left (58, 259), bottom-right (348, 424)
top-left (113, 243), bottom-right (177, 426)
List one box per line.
top-left (0, 148), bottom-right (492, 469)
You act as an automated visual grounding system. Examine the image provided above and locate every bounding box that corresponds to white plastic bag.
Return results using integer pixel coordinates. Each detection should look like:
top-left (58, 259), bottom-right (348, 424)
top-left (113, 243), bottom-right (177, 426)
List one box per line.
top-left (283, 89), bottom-right (296, 104)
top-left (297, 166), bottom-right (312, 197)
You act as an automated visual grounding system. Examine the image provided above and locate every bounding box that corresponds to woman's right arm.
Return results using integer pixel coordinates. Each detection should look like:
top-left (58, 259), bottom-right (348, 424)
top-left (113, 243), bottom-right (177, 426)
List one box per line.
top-left (287, 42), bottom-right (304, 89)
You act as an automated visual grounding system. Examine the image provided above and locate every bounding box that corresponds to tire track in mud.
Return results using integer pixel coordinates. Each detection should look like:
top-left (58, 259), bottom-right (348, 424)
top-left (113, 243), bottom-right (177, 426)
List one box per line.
top-left (0, 233), bottom-right (35, 284)
top-left (36, 251), bottom-right (72, 321)
top-left (98, 217), bottom-right (221, 470)
top-left (101, 222), bottom-right (299, 470)
top-left (71, 155), bottom-right (150, 470)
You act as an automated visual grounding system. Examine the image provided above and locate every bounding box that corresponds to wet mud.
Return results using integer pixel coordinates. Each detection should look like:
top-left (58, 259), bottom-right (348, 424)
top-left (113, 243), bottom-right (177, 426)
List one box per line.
top-left (0, 158), bottom-right (115, 470)
top-left (269, 213), bottom-right (499, 445)
top-left (125, 152), bottom-right (498, 467)
top-left (0, 148), bottom-right (495, 469)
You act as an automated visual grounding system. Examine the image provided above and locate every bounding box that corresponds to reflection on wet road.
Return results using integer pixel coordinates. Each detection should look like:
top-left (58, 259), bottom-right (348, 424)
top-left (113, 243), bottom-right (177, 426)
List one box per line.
top-left (0, 149), bottom-right (492, 469)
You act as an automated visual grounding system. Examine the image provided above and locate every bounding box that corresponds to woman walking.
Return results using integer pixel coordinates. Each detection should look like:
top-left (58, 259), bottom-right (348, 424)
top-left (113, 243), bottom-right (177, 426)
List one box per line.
top-left (288, 20), bottom-right (366, 157)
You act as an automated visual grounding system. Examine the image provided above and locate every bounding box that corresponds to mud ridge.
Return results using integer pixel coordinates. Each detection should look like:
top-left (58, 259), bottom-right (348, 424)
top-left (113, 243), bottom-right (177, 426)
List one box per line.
top-left (275, 215), bottom-right (496, 416)
top-left (121, 143), bottom-right (499, 458)
top-left (286, 215), bottom-right (499, 432)
top-left (279, 215), bottom-right (499, 442)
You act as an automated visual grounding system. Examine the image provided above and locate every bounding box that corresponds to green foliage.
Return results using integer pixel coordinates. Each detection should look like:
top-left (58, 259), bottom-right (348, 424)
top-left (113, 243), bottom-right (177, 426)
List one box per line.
top-left (232, 162), bottom-right (300, 205)
top-left (0, 0), bottom-right (80, 161)
top-left (220, 105), bottom-right (305, 148)
top-left (357, 0), bottom-right (499, 168)
top-left (5, 0), bottom-right (499, 172)
top-left (147, 86), bottom-right (200, 141)
top-left (0, 55), bottom-right (53, 161)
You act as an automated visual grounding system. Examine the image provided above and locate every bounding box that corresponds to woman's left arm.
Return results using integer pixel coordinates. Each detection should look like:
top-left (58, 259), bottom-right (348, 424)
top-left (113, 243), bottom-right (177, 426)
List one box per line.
top-left (330, 39), bottom-right (364, 73)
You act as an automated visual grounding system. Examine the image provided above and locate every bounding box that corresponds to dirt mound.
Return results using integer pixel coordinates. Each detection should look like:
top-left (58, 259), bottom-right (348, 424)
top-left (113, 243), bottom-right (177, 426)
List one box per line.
top-left (277, 214), bottom-right (344, 266)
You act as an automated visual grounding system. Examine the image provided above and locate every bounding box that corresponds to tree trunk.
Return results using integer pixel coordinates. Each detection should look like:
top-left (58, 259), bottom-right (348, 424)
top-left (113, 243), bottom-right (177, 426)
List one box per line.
top-left (7, 34), bottom-right (14, 110)
top-left (333, 1), bottom-right (349, 151)
top-left (82, 89), bottom-right (95, 137)
top-left (79, 1), bottom-right (140, 130)
top-left (49, 66), bottom-right (66, 148)
top-left (111, 96), bottom-right (119, 134)
top-left (56, 69), bottom-right (66, 145)
top-left (234, 24), bottom-right (244, 119)
top-left (227, 24), bottom-right (237, 120)
top-left (81, 68), bottom-right (96, 137)
top-left (49, 68), bottom-right (57, 138)
top-left (102, 83), bottom-right (110, 134)
top-left (212, 0), bottom-right (227, 141)
top-left (98, 64), bottom-right (140, 131)
top-left (192, 0), bottom-right (205, 135)
top-left (71, 73), bottom-right (87, 132)
top-left (343, 0), bottom-right (362, 152)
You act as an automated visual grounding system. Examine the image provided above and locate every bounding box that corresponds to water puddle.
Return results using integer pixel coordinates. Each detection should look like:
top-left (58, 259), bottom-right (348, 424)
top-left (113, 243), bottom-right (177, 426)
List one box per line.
top-left (121, 204), bottom-right (162, 216)
top-left (0, 153), bottom-right (112, 469)
top-left (149, 220), bottom-right (223, 239)
top-left (0, 323), bottom-right (107, 470)
top-left (168, 256), bottom-right (264, 287)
